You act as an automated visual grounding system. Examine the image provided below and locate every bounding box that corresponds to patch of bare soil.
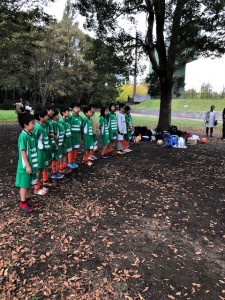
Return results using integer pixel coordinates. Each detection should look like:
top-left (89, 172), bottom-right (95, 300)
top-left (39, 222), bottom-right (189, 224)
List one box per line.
top-left (0, 123), bottom-right (224, 299)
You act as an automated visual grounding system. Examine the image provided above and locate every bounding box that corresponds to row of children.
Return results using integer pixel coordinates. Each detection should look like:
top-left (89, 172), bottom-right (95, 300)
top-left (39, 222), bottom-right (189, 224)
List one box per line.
top-left (15, 102), bottom-right (133, 213)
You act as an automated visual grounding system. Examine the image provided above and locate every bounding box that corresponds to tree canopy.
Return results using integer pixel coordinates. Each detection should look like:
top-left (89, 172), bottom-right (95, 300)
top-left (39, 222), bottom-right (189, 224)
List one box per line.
top-left (0, 0), bottom-right (128, 106)
top-left (74, 0), bottom-right (225, 129)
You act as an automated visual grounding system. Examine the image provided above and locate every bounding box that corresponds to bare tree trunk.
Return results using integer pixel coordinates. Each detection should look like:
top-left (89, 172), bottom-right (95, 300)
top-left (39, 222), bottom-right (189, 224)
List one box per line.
top-left (157, 78), bottom-right (173, 130)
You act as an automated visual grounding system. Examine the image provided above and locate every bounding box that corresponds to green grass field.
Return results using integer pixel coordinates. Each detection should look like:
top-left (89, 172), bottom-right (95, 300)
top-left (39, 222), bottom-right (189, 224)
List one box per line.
top-left (1, 109), bottom-right (221, 131)
top-left (132, 115), bottom-right (222, 130)
top-left (132, 98), bottom-right (225, 112)
top-left (0, 110), bottom-right (18, 122)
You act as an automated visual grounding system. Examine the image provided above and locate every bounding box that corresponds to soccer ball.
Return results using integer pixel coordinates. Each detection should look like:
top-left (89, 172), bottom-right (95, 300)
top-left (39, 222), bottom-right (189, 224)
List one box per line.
top-left (157, 139), bottom-right (163, 146)
top-left (136, 135), bottom-right (142, 141)
top-left (134, 138), bottom-right (140, 143)
top-left (201, 137), bottom-right (207, 143)
top-left (93, 145), bottom-right (98, 151)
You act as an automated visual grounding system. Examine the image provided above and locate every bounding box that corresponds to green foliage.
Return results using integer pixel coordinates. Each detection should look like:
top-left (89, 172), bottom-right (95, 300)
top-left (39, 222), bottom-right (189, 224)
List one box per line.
top-left (146, 72), bottom-right (161, 97)
top-left (185, 88), bottom-right (198, 99)
top-left (74, 0), bottom-right (225, 129)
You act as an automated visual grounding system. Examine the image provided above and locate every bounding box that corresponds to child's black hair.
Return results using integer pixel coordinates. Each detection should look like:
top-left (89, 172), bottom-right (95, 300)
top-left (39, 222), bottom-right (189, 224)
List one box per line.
top-left (18, 113), bottom-right (35, 129)
top-left (100, 106), bottom-right (108, 117)
top-left (70, 102), bottom-right (80, 109)
top-left (125, 105), bottom-right (131, 113)
top-left (83, 106), bottom-right (92, 115)
top-left (89, 103), bottom-right (96, 109)
top-left (34, 108), bottom-right (48, 121)
top-left (53, 109), bottom-right (59, 118)
top-left (119, 103), bottom-right (125, 110)
top-left (44, 102), bottom-right (54, 110)
top-left (60, 106), bottom-right (70, 116)
top-left (109, 102), bottom-right (116, 111)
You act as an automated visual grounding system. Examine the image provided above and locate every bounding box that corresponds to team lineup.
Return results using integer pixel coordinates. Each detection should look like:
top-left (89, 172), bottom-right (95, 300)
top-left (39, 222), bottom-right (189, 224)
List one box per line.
top-left (15, 102), bottom-right (134, 213)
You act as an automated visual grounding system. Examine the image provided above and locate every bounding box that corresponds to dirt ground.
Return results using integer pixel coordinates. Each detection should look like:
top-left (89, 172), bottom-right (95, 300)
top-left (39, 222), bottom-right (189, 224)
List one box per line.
top-left (0, 123), bottom-right (224, 300)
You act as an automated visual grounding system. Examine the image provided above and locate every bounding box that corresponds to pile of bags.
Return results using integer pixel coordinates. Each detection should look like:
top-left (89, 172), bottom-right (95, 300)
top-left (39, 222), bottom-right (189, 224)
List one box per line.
top-left (132, 126), bottom-right (205, 148)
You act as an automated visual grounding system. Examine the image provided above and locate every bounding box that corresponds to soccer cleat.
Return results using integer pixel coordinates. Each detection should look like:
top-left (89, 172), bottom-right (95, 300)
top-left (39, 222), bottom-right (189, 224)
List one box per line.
top-left (59, 169), bottom-right (72, 175)
top-left (72, 162), bottom-right (79, 168)
top-left (51, 173), bottom-right (64, 180)
top-left (41, 186), bottom-right (49, 192)
top-left (90, 155), bottom-right (98, 160)
top-left (107, 151), bottom-right (116, 156)
top-left (34, 188), bottom-right (47, 195)
top-left (67, 163), bottom-right (77, 169)
top-left (101, 154), bottom-right (109, 159)
top-left (88, 156), bottom-right (95, 161)
top-left (125, 148), bottom-right (133, 152)
top-left (82, 160), bottom-right (93, 166)
top-left (117, 150), bottom-right (124, 155)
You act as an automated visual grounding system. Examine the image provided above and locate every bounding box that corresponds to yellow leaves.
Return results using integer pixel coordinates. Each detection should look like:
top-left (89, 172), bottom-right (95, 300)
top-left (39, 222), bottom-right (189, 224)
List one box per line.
top-left (116, 84), bottom-right (148, 102)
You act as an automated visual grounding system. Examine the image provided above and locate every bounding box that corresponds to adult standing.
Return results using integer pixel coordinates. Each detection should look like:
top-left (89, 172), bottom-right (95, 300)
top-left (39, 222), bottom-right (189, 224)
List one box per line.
top-left (14, 98), bottom-right (24, 114)
top-left (24, 101), bottom-right (32, 114)
top-left (221, 108), bottom-right (225, 140)
top-left (204, 105), bottom-right (216, 137)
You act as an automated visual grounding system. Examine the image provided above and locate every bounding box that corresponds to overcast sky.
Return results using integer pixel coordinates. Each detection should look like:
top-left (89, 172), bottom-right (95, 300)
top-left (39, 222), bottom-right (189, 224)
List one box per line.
top-left (45, 0), bottom-right (225, 93)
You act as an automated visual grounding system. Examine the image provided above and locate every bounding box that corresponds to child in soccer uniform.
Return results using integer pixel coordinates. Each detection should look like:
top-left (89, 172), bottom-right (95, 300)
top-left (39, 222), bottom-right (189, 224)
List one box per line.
top-left (33, 108), bottom-right (50, 195)
top-left (59, 107), bottom-right (75, 171)
top-left (82, 106), bottom-right (94, 166)
top-left (68, 103), bottom-right (83, 168)
top-left (99, 106), bottom-right (110, 159)
top-left (117, 103), bottom-right (127, 154)
top-left (52, 110), bottom-right (67, 177)
top-left (107, 103), bottom-right (117, 155)
top-left (89, 104), bottom-right (98, 160)
top-left (15, 113), bottom-right (39, 213)
top-left (123, 106), bottom-right (133, 152)
top-left (44, 103), bottom-right (63, 181)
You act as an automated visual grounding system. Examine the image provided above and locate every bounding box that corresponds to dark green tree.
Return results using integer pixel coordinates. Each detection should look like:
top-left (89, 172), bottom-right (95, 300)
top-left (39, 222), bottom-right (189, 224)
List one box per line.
top-left (0, 0), bottom-right (54, 103)
top-left (74, 0), bottom-right (225, 130)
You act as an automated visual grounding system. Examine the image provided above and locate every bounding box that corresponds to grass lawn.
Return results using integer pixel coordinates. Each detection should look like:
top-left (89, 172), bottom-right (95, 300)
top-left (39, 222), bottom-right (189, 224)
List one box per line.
top-left (132, 98), bottom-right (225, 112)
top-left (0, 110), bottom-right (18, 122)
top-left (132, 115), bottom-right (222, 131)
top-left (0, 110), bottom-right (222, 131)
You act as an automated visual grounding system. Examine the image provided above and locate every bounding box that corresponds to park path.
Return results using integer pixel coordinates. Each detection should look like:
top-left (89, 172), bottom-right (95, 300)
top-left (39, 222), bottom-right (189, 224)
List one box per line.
top-left (132, 109), bottom-right (222, 121)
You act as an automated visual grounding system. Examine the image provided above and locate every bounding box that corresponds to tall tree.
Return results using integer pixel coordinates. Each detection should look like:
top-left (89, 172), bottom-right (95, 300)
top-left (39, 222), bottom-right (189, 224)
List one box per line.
top-left (74, 0), bottom-right (225, 130)
top-left (0, 0), bottom-right (54, 103)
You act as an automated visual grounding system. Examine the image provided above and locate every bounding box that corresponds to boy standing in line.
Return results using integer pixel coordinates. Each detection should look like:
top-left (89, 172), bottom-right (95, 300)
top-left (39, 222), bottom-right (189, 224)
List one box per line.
top-left (59, 107), bottom-right (75, 170)
top-left (107, 103), bottom-right (117, 155)
top-left (44, 103), bottom-right (63, 181)
top-left (33, 108), bottom-right (50, 195)
top-left (15, 113), bottom-right (39, 213)
top-left (68, 103), bottom-right (83, 168)
top-left (52, 110), bottom-right (67, 177)
top-left (99, 106), bottom-right (110, 158)
top-left (89, 104), bottom-right (98, 160)
top-left (123, 105), bottom-right (133, 152)
top-left (82, 106), bottom-right (94, 166)
top-left (117, 103), bottom-right (127, 155)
